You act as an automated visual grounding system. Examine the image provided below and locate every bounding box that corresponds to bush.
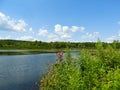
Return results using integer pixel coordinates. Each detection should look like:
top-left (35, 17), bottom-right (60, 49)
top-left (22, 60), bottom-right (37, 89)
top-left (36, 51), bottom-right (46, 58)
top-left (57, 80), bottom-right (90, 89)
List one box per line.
top-left (40, 42), bottom-right (120, 90)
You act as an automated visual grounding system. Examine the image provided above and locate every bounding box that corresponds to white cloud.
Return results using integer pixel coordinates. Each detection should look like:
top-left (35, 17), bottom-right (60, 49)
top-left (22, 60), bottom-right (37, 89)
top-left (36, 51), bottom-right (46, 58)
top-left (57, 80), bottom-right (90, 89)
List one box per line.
top-left (63, 26), bottom-right (69, 33)
top-left (54, 24), bottom-right (71, 40)
top-left (82, 32), bottom-right (99, 39)
top-left (54, 24), bottom-right (85, 35)
top-left (38, 29), bottom-right (48, 36)
top-left (79, 26), bottom-right (85, 31)
top-left (29, 27), bottom-right (34, 34)
top-left (54, 24), bottom-right (86, 41)
top-left (93, 32), bottom-right (99, 37)
top-left (81, 32), bottom-right (99, 42)
top-left (0, 36), bottom-right (11, 39)
top-left (37, 24), bottom-right (86, 41)
top-left (106, 36), bottom-right (118, 43)
top-left (105, 30), bottom-right (120, 43)
top-left (61, 34), bottom-right (71, 39)
top-left (55, 24), bottom-right (62, 33)
top-left (29, 28), bottom-right (32, 32)
top-left (0, 12), bottom-right (27, 32)
top-left (71, 26), bottom-right (79, 32)
top-left (71, 26), bottom-right (85, 32)
top-left (16, 36), bottom-right (36, 41)
top-left (48, 34), bottom-right (59, 41)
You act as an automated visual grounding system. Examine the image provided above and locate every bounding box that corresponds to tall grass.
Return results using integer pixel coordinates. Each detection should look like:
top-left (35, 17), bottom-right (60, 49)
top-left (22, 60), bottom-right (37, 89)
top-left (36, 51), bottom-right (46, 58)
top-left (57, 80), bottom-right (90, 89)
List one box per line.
top-left (40, 42), bottom-right (120, 90)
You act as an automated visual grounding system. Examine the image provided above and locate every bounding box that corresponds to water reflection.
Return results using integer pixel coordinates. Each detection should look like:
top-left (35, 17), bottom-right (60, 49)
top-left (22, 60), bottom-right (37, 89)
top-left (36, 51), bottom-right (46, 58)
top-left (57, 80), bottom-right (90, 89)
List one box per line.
top-left (0, 50), bottom-right (57, 55)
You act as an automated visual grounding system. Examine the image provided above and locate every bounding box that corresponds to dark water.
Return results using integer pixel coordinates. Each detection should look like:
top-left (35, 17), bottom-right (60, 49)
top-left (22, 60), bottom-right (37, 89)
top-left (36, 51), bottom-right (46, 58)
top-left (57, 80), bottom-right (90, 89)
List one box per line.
top-left (0, 50), bottom-right (80, 90)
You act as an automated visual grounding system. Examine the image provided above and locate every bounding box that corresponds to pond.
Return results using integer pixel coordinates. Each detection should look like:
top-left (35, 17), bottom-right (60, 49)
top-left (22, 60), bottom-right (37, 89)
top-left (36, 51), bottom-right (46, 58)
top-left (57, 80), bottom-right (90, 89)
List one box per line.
top-left (0, 50), bottom-right (80, 90)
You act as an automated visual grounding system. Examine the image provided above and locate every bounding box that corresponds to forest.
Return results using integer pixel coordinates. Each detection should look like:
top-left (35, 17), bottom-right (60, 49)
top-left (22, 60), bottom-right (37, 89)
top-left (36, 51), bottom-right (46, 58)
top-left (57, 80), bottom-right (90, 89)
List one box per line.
top-left (0, 39), bottom-right (120, 50)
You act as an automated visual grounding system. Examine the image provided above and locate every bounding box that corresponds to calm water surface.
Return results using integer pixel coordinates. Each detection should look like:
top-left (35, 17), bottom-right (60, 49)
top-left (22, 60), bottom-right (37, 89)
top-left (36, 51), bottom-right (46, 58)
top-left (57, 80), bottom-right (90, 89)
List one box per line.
top-left (0, 53), bottom-right (57, 90)
top-left (0, 50), bottom-right (79, 90)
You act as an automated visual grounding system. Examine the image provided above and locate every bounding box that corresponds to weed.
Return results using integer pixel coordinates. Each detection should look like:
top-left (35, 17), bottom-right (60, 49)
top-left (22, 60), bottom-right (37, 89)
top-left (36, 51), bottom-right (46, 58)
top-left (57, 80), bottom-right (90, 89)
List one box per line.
top-left (40, 41), bottom-right (120, 90)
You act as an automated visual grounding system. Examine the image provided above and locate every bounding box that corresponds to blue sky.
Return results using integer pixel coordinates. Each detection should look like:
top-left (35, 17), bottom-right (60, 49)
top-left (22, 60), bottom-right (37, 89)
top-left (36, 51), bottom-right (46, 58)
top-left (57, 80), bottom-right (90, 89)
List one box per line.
top-left (0, 0), bottom-right (120, 42)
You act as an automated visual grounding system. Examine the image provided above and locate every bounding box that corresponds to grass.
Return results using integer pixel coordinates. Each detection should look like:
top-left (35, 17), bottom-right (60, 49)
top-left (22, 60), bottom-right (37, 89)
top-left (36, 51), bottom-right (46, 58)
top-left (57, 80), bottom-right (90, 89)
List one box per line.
top-left (40, 42), bottom-right (120, 90)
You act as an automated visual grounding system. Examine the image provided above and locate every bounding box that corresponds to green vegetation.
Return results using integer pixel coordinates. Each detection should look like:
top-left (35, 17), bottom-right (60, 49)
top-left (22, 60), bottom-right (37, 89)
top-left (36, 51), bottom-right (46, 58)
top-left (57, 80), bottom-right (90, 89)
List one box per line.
top-left (0, 50), bottom-right (59, 55)
top-left (0, 40), bottom-right (120, 50)
top-left (40, 41), bottom-right (120, 90)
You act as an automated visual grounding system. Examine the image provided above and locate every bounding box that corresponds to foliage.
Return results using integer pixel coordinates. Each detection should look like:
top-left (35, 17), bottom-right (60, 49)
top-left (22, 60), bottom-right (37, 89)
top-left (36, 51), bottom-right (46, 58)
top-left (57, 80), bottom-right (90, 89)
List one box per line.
top-left (0, 40), bottom-right (120, 50)
top-left (40, 41), bottom-right (120, 90)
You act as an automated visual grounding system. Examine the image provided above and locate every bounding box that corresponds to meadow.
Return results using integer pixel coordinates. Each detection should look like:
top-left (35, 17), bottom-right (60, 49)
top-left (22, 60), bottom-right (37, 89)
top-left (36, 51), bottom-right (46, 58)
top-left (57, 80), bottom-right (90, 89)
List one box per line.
top-left (40, 41), bottom-right (120, 90)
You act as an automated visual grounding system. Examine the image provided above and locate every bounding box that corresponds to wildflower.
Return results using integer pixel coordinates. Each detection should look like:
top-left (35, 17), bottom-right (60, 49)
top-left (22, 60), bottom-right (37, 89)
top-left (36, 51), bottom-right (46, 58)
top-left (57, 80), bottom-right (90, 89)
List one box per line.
top-left (56, 52), bottom-right (63, 61)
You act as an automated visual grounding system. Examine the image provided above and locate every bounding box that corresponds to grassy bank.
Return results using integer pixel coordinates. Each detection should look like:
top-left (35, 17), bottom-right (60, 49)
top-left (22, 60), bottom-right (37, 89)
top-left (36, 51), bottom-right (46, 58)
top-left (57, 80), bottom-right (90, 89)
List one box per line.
top-left (40, 42), bottom-right (120, 90)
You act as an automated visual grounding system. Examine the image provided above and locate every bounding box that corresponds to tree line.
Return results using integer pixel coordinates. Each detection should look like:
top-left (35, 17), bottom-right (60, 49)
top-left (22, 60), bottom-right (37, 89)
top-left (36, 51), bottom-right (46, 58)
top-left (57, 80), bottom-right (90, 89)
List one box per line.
top-left (0, 40), bottom-right (120, 50)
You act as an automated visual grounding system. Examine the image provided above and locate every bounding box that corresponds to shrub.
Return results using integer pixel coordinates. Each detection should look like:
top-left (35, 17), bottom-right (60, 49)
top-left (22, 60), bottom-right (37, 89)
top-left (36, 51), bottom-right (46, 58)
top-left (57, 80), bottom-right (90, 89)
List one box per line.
top-left (40, 42), bottom-right (120, 90)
